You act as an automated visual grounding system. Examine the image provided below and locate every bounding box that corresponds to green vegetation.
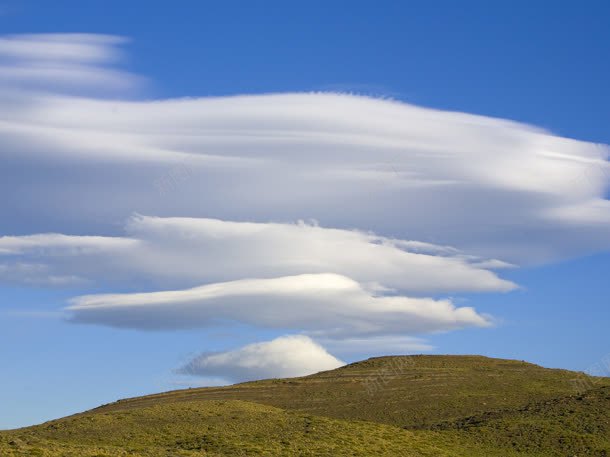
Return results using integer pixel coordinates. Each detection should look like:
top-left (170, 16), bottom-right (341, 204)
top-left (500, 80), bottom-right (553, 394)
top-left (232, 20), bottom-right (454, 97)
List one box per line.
top-left (435, 385), bottom-right (610, 456)
top-left (0, 400), bottom-right (511, 457)
top-left (2, 355), bottom-right (608, 456)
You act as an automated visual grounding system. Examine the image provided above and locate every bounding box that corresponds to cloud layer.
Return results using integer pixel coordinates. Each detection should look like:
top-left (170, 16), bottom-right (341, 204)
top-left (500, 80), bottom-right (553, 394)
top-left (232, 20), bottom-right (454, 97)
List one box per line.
top-left (1, 215), bottom-right (499, 338)
top-left (0, 36), bottom-right (608, 266)
top-left (1, 52), bottom-right (608, 263)
top-left (0, 215), bottom-right (515, 293)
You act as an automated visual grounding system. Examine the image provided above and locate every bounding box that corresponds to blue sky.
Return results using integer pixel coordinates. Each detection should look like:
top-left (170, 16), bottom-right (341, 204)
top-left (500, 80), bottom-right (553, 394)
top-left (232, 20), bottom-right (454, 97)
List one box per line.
top-left (0, 0), bottom-right (609, 429)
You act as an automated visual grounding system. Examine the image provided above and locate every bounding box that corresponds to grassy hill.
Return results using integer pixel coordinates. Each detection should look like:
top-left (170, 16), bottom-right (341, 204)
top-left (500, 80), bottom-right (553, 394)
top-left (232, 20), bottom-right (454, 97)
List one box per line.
top-left (91, 355), bottom-right (605, 428)
top-left (2, 355), bottom-right (609, 456)
top-left (0, 400), bottom-right (519, 457)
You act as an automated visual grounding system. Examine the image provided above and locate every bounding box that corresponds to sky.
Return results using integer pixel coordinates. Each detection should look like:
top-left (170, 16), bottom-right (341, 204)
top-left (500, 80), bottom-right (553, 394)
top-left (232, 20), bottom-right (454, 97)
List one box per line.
top-left (0, 0), bottom-right (609, 429)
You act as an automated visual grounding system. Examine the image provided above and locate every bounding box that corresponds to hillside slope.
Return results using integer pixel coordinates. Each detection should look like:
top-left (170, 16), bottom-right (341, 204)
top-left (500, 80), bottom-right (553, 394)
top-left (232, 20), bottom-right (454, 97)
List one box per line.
top-left (2, 355), bottom-right (608, 457)
top-left (0, 399), bottom-right (530, 457)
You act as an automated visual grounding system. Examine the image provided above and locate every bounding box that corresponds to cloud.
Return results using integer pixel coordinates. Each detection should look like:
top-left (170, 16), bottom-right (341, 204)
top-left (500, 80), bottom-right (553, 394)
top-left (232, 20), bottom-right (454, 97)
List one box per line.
top-left (0, 233), bottom-right (136, 255)
top-left (66, 273), bottom-right (490, 337)
top-left (0, 34), bottom-right (136, 92)
top-left (0, 262), bottom-right (85, 286)
top-left (3, 216), bottom-right (501, 339)
top-left (319, 335), bottom-right (434, 357)
top-left (1, 33), bottom-right (609, 379)
top-left (0, 215), bottom-right (515, 293)
top-left (0, 232), bottom-right (138, 286)
top-left (0, 34), bottom-right (125, 62)
top-left (0, 49), bottom-right (606, 262)
top-left (178, 335), bottom-right (345, 382)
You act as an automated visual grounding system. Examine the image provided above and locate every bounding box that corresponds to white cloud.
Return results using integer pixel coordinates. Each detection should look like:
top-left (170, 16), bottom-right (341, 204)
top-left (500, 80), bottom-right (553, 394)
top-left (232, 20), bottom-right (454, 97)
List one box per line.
top-left (0, 34), bottom-right (136, 92)
top-left (0, 215), bottom-right (515, 294)
top-left (3, 216), bottom-right (502, 339)
top-left (0, 34), bottom-right (125, 62)
top-left (66, 273), bottom-right (490, 336)
top-left (179, 335), bottom-right (345, 382)
top-left (0, 74), bottom-right (607, 263)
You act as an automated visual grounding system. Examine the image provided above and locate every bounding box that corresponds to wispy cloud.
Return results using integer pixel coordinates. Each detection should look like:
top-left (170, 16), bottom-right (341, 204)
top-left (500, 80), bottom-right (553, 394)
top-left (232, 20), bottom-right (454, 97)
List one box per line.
top-left (0, 33), bottom-right (138, 92)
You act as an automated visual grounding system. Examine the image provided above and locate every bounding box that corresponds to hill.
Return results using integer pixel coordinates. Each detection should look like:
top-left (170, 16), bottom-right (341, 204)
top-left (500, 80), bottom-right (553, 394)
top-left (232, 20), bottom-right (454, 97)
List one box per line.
top-left (91, 355), bottom-right (605, 428)
top-left (1, 355), bottom-right (609, 456)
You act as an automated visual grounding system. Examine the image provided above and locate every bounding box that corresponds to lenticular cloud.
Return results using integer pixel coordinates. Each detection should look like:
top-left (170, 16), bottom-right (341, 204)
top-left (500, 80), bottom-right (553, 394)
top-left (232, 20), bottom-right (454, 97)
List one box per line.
top-left (1, 216), bottom-right (500, 336)
top-left (0, 214), bottom-right (514, 293)
top-left (1, 35), bottom-right (608, 264)
top-left (66, 272), bottom-right (490, 335)
top-left (2, 34), bottom-right (609, 379)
